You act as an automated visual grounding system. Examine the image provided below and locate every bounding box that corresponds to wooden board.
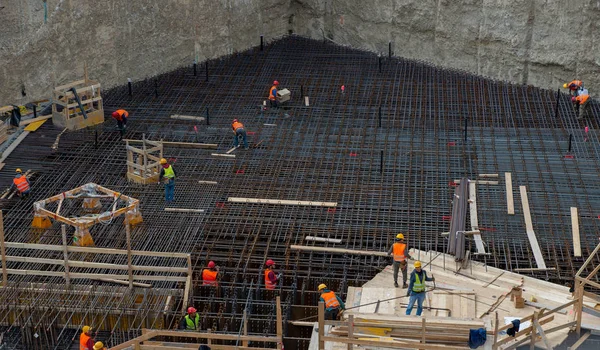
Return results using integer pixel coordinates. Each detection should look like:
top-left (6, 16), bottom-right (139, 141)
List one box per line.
top-left (519, 186), bottom-right (546, 269)
top-left (469, 182), bottom-right (486, 254)
top-left (23, 119), bottom-right (48, 131)
top-left (228, 197), bottom-right (337, 207)
top-left (505, 172), bottom-right (514, 215)
top-left (453, 180), bottom-right (498, 185)
top-left (571, 207), bottom-right (582, 257)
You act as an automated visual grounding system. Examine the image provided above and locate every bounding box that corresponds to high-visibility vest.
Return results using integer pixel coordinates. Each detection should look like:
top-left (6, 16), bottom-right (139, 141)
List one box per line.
top-left (576, 94), bottom-right (590, 105)
top-left (412, 272), bottom-right (426, 293)
top-left (163, 165), bottom-right (175, 179)
top-left (80, 333), bottom-right (91, 350)
top-left (321, 291), bottom-right (340, 309)
top-left (202, 269), bottom-right (218, 286)
top-left (268, 86), bottom-right (277, 100)
top-left (13, 176), bottom-right (29, 193)
top-left (232, 121), bottom-right (244, 131)
top-left (392, 243), bottom-right (406, 262)
top-left (184, 314), bottom-right (200, 330)
top-left (265, 269), bottom-right (276, 290)
top-left (113, 109), bottom-right (129, 120)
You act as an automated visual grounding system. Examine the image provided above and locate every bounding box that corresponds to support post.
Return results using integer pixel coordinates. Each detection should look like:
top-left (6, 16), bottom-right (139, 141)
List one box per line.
top-left (33, 105), bottom-right (37, 118)
top-left (464, 116), bottom-right (468, 142)
top-left (389, 41), bottom-right (392, 58)
top-left (300, 85), bottom-right (304, 99)
top-left (125, 219), bottom-right (134, 290)
top-left (128, 79), bottom-right (133, 96)
top-left (61, 225), bottom-right (71, 286)
top-left (0, 211), bottom-right (7, 287)
top-left (242, 309), bottom-right (249, 347)
top-left (276, 296), bottom-right (283, 350)
top-left (421, 318), bottom-right (426, 345)
top-left (378, 106), bottom-right (382, 127)
top-left (347, 314), bottom-right (354, 350)
top-left (193, 62), bottom-right (197, 76)
top-left (318, 301), bottom-right (325, 350)
top-left (530, 312), bottom-right (538, 350)
top-left (260, 35), bottom-right (264, 51)
top-left (206, 107), bottom-right (210, 126)
top-left (554, 88), bottom-right (560, 119)
top-left (576, 283), bottom-right (584, 335)
top-left (95, 129), bottom-right (98, 149)
top-left (493, 312), bottom-right (499, 350)
top-left (568, 134), bottom-right (573, 153)
top-left (205, 62), bottom-right (209, 82)
top-left (154, 79), bottom-right (158, 98)
top-left (380, 150), bottom-right (383, 175)
top-left (378, 55), bottom-right (382, 73)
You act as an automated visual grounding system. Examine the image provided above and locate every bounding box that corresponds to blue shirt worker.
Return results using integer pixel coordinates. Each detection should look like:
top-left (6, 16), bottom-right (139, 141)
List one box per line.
top-left (405, 261), bottom-right (434, 316)
top-left (318, 284), bottom-right (345, 320)
top-left (158, 158), bottom-right (176, 203)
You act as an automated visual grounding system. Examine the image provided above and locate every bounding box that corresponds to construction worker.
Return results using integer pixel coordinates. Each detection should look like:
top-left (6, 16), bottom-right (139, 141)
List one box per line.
top-left (202, 261), bottom-right (219, 286)
top-left (11, 169), bottom-right (30, 198)
top-left (158, 158), bottom-right (176, 202)
top-left (79, 325), bottom-right (95, 350)
top-left (111, 109), bottom-right (129, 136)
top-left (406, 261), bottom-right (434, 316)
top-left (93, 342), bottom-right (107, 350)
top-left (264, 259), bottom-right (280, 290)
top-left (179, 307), bottom-right (200, 330)
top-left (318, 284), bottom-right (345, 320)
top-left (231, 119), bottom-right (248, 150)
top-left (268, 80), bottom-right (279, 108)
top-left (563, 80), bottom-right (584, 97)
top-left (574, 91), bottom-right (591, 120)
top-left (387, 233), bottom-right (412, 288)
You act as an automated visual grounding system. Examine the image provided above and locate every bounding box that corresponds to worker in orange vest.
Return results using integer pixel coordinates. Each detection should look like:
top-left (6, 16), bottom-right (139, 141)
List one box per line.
top-left (231, 119), bottom-right (248, 149)
top-left (264, 259), bottom-right (280, 290)
top-left (111, 109), bottom-right (129, 136)
top-left (79, 325), bottom-right (95, 350)
top-left (11, 169), bottom-right (30, 198)
top-left (268, 80), bottom-right (279, 108)
top-left (318, 284), bottom-right (345, 320)
top-left (563, 80), bottom-right (584, 97)
top-left (387, 233), bottom-right (412, 288)
top-left (573, 91), bottom-right (591, 120)
top-left (202, 261), bottom-right (220, 286)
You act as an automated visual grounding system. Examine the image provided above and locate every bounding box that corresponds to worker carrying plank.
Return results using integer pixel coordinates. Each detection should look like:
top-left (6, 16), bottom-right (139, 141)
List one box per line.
top-left (406, 261), bottom-right (435, 316)
top-left (158, 158), bottom-right (176, 203)
top-left (387, 233), bottom-right (412, 288)
top-left (264, 259), bottom-right (281, 290)
top-left (573, 88), bottom-right (591, 120)
top-left (111, 109), bottom-right (129, 136)
top-left (202, 261), bottom-right (220, 286)
top-left (231, 119), bottom-right (248, 150)
top-left (11, 168), bottom-right (30, 198)
top-left (318, 284), bottom-right (346, 320)
top-left (79, 325), bottom-right (95, 350)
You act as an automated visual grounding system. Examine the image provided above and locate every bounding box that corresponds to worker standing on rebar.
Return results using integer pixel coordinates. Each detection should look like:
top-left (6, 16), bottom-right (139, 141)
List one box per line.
top-left (11, 169), bottom-right (30, 198)
top-left (574, 89), bottom-right (591, 120)
top-left (111, 109), bottom-right (129, 136)
top-left (179, 307), bottom-right (201, 330)
top-left (158, 158), bottom-right (176, 203)
top-left (79, 326), bottom-right (95, 350)
top-left (202, 261), bottom-right (220, 286)
top-left (387, 233), bottom-right (412, 288)
top-left (93, 342), bottom-right (107, 350)
top-left (264, 259), bottom-right (281, 290)
top-left (268, 80), bottom-right (279, 109)
top-left (563, 80), bottom-right (584, 97)
top-left (406, 261), bottom-right (434, 316)
top-left (318, 284), bottom-right (345, 320)
top-left (231, 119), bottom-right (248, 150)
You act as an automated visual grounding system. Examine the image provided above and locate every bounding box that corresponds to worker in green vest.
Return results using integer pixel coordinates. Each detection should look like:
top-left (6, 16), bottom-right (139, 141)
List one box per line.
top-left (158, 158), bottom-right (176, 202)
top-left (405, 261), bottom-right (434, 316)
top-left (179, 307), bottom-right (200, 330)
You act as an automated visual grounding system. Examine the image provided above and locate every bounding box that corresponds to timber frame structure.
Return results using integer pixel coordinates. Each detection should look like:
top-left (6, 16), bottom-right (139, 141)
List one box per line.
top-left (126, 137), bottom-right (164, 184)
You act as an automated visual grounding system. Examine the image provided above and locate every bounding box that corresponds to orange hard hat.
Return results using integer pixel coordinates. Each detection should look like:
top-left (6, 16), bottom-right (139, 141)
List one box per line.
top-left (273, 80), bottom-right (279, 85)
top-left (233, 119), bottom-right (238, 123)
top-left (266, 259), bottom-right (275, 267)
top-left (187, 307), bottom-right (197, 314)
top-left (208, 261), bottom-right (216, 268)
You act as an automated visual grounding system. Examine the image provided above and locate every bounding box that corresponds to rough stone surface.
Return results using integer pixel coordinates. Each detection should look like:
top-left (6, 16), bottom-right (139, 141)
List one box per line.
top-left (0, 0), bottom-right (290, 105)
top-left (292, 0), bottom-right (600, 96)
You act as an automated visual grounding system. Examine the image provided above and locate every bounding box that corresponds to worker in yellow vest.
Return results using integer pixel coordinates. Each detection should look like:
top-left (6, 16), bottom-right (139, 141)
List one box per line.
top-left (11, 169), bottom-right (30, 198)
top-left (406, 261), bottom-right (434, 316)
top-left (158, 158), bottom-right (176, 202)
top-left (318, 284), bottom-right (345, 320)
top-left (179, 307), bottom-right (200, 330)
top-left (79, 325), bottom-right (94, 350)
top-left (387, 233), bottom-right (412, 288)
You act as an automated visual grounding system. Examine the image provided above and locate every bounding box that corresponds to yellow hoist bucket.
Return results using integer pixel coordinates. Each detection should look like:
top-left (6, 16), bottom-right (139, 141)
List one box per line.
top-left (31, 216), bottom-right (52, 229)
top-left (73, 228), bottom-right (95, 247)
top-left (126, 210), bottom-right (143, 226)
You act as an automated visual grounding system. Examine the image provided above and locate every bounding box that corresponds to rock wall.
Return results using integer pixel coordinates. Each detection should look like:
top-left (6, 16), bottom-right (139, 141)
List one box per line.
top-left (0, 0), bottom-right (290, 105)
top-left (291, 0), bottom-right (600, 95)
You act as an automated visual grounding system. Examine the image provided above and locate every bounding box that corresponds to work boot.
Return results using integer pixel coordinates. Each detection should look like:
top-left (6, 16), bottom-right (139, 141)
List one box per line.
top-left (403, 283), bottom-right (408, 289)
top-left (394, 282), bottom-right (399, 288)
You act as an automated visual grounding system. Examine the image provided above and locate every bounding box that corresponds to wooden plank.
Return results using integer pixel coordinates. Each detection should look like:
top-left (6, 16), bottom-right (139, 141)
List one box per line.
top-left (91, 278), bottom-right (152, 288)
top-left (211, 153), bottom-right (236, 158)
top-left (290, 245), bottom-right (388, 257)
top-left (318, 302), bottom-right (325, 350)
top-left (533, 320), bottom-right (553, 350)
top-left (123, 139), bottom-right (218, 149)
top-left (4, 242), bottom-right (189, 259)
top-left (469, 182), bottom-right (486, 254)
top-left (23, 119), bottom-right (49, 131)
top-left (568, 331), bottom-right (591, 350)
top-left (0, 131), bottom-right (30, 163)
top-left (494, 315), bottom-right (554, 347)
top-left (347, 314), bottom-right (354, 350)
top-left (276, 296), bottom-right (283, 349)
top-left (164, 208), bottom-right (205, 213)
top-left (519, 186), bottom-right (546, 269)
top-left (576, 242), bottom-right (600, 277)
top-left (320, 337), bottom-right (470, 350)
top-left (125, 220), bottom-right (134, 289)
top-left (453, 179), bottom-right (498, 185)
top-left (305, 236), bottom-right (342, 244)
top-left (226, 146), bottom-right (239, 154)
top-left (0, 211), bottom-right (7, 287)
top-left (5, 269), bottom-right (187, 281)
top-left (571, 207), bottom-right (582, 257)
top-left (198, 180), bottom-right (218, 184)
top-left (61, 225), bottom-right (70, 286)
top-left (55, 79), bottom-right (86, 91)
top-left (170, 114), bottom-right (205, 121)
top-left (505, 172), bottom-right (514, 215)
top-left (478, 174), bottom-right (499, 178)
top-left (513, 267), bottom-right (556, 272)
top-left (228, 197), bottom-right (337, 207)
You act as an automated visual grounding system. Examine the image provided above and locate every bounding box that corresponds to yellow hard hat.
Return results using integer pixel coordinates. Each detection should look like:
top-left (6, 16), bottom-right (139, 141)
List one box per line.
top-left (15, 168), bottom-right (22, 173)
top-left (396, 233), bottom-right (404, 240)
top-left (160, 158), bottom-right (167, 164)
top-left (82, 326), bottom-right (91, 333)
top-left (93, 341), bottom-right (104, 350)
top-left (563, 83), bottom-right (568, 88)
top-left (414, 261), bottom-right (422, 268)
top-left (318, 283), bottom-right (327, 291)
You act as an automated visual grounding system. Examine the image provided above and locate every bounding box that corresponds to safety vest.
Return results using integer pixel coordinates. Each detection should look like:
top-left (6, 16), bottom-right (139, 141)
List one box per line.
top-left (568, 80), bottom-right (583, 90)
top-left (184, 314), bottom-right (200, 330)
top-left (269, 86), bottom-right (277, 100)
top-left (163, 165), bottom-right (175, 179)
top-left (80, 333), bottom-right (91, 350)
top-left (13, 176), bottom-right (29, 193)
top-left (392, 243), bottom-right (406, 262)
top-left (232, 121), bottom-right (244, 131)
top-left (265, 269), bottom-right (276, 290)
top-left (576, 94), bottom-right (590, 105)
top-left (202, 269), bottom-right (218, 286)
top-left (412, 272), bottom-right (426, 293)
top-left (321, 291), bottom-right (340, 309)
top-left (113, 109), bottom-right (129, 120)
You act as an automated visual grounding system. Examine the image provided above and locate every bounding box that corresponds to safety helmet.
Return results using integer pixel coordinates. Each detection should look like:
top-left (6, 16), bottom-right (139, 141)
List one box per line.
top-left (396, 233), bottom-right (404, 240)
top-left (187, 307), bottom-right (197, 314)
top-left (414, 261), bottom-right (422, 268)
top-left (82, 326), bottom-right (91, 333)
top-left (208, 261), bottom-right (216, 268)
top-left (15, 168), bottom-right (22, 173)
top-left (266, 259), bottom-right (275, 267)
top-left (318, 283), bottom-right (327, 291)
top-left (160, 158), bottom-right (167, 164)
top-left (273, 80), bottom-right (279, 85)
top-left (93, 342), bottom-right (104, 350)
top-left (112, 111), bottom-right (119, 117)
top-left (563, 83), bottom-right (568, 88)
top-left (233, 119), bottom-right (238, 123)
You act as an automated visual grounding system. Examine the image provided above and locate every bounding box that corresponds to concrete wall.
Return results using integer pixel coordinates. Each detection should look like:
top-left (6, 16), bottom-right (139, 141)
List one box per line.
top-left (0, 0), bottom-right (290, 105)
top-left (291, 0), bottom-right (600, 95)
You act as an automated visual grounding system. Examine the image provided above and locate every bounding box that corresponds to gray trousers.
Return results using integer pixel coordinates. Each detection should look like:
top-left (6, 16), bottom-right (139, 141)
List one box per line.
top-left (579, 99), bottom-right (591, 119)
top-left (393, 261), bottom-right (407, 284)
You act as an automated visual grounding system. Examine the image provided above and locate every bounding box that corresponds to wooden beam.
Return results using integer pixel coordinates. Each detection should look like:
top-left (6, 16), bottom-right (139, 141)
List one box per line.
top-left (164, 208), bottom-right (205, 213)
top-left (123, 139), bottom-right (217, 149)
top-left (305, 236), bottom-right (342, 244)
top-left (170, 115), bottom-right (205, 122)
top-left (513, 267), bottom-right (556, 272)
top-left (290, 245), bottom-right (388, 257)
top-left (576, 242), bottom-right (600, 277)
top-left (61, 225), bottom-right (71, 286)
top-left (440, 230), bottom-right (480, 236)
top-left (479, 174), bottom-right (499, 178)
top-left (4, 242), bottom-right (189, 258)
top-left (494, 315), bottom-right (554, 347)
top-left (125, 220), bottom-right (134, 290)
top-left (90, 278), bottom-right (152, 288)
top-left (198, 180), bottom-right (218, 184)
top-left (468, 182), bottom-right (486, 254)
top-left (2, 256), bottom-right (188, 273)
top-left (533, 319), bottom-right (553, 350)
top-left (0, 211), bottom-right (7, 287)
top-left (211, 153), bottom-right (236, 158)
top-left (347, 314), bottom-right (354, 350)
top-left (519, 186), bottom-right (546, 269)
top-left (276, 296), bottom-right (283, 350)
top-left (6, 269), bottom-right (187, 282)
top-left (320, 336), bottom-right (470, 350)
top-left (20, 115), bottom-right (53, 126)
top-left (505, 172), bottom-right (514, 215)
top-left (228, 197), bottom-right (337, 207)
top-left (568, 331), bottom-right (591, 350)
top-left (318, 301), bottom-right (325, 350)
top-left (571, 207), bottom-right (582, 257)
top-left (453, 179), bottom-right (498, 185)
